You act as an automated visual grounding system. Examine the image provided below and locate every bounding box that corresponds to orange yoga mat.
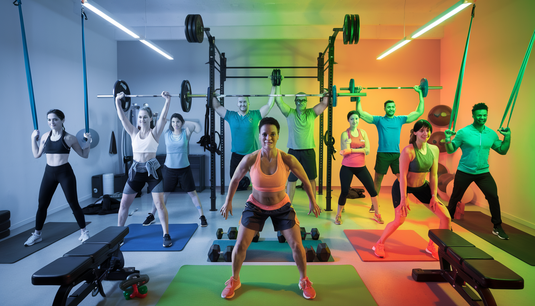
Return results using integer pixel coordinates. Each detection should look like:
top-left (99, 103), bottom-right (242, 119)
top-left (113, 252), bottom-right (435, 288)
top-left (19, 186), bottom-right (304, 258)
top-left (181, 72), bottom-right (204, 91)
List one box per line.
top-left (344, 229), bottom-right (437, 262)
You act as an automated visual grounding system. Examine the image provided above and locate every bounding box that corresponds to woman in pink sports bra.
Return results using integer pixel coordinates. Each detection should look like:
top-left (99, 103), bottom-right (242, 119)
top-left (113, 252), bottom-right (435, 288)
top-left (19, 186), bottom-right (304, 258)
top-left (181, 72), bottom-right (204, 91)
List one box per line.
top-left (219, 117), bottom-right (321, 300)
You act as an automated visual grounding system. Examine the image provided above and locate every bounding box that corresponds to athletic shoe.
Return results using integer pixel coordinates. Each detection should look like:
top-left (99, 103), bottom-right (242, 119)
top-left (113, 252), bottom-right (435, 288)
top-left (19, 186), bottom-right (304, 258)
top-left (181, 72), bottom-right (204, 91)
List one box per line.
top-left (372, 242), bottom-right (385, 258)
top-left (298, 277), bottom-right (316, 300)
top-left (163, 234), bottom-right (173, 247)
top-left (492, 225), bottom-right (509, 240)
top-left (369, 204), bottom-right (375, 213)
top-left (79, 230), bottom-right (90, 242)
top-left (200, 215), bottom-right (208, 227)
top-left (334, 215), bottom-right (342, 225)
top-left (425, 245), bottom-right (439, 259)
top-left (221, 277), bottom-right (241, 299)
top-left (143, 213), bottom-right (155, 226)
top-left (24, 232), bottom-right (42, 246)
top-left (373, 213), bottom-right (384, 224)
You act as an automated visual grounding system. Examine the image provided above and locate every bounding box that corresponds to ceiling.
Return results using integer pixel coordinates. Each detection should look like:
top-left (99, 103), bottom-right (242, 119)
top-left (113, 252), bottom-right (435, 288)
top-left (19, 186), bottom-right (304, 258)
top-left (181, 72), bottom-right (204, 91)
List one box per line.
top-left (85, 0), bottom-right (471, 40)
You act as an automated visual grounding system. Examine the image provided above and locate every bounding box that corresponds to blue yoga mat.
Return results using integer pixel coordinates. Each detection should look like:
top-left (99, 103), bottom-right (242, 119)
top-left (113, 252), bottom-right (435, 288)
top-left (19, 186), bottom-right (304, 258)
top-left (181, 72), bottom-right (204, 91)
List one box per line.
top-left (121, 223), bottom-right (198, 251)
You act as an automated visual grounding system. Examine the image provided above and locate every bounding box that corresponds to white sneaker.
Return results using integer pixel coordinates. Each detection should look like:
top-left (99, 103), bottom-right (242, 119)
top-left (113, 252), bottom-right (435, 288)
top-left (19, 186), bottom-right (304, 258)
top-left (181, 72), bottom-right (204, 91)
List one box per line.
top-left (80, 230), bottom-right (90, 242)
top-left (24, 232), bottom-right (42, 246)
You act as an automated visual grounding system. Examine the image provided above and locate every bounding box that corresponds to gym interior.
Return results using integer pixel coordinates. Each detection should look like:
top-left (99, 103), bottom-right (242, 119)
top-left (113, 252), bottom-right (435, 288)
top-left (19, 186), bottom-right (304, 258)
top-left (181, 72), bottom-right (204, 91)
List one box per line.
top-left (1, 0), bottom-right (534, 305)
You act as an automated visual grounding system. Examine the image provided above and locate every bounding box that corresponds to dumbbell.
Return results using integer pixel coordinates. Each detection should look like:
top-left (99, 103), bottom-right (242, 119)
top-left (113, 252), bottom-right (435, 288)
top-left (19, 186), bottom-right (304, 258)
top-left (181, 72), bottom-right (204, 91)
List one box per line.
top-left (305, 243), bottom-right (332, 262)
top-left (277, 231), bottom-right (286, 243)
top-left (120, 273), bottom-right (150, 300)
top-left (216, 227), bottom-right (238, 239)
top-left (208, 244), bottom-right (234, 262)
top-left (252, 231), bottom-right (260, 242)
top-left (300, 227), bottom-right (320, 240)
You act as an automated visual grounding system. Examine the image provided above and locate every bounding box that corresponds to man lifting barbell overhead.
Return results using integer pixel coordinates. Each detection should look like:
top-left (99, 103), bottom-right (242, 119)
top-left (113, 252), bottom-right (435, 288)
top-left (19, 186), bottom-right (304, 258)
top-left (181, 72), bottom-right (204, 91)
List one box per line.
top-left (357, 84), bottom-right (425, 213)
top-left (274, 85), bottom-right (330, 204)
top-left (212, 86), bottom-right (277, 189)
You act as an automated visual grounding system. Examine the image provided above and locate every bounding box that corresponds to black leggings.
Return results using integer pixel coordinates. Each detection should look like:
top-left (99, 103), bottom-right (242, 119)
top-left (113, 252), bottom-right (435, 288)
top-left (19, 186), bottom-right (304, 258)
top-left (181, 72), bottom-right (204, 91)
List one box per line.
top-left (338, 165), bottom-right (377, 206)
top-left (36, 163), bottom-right (86, 231)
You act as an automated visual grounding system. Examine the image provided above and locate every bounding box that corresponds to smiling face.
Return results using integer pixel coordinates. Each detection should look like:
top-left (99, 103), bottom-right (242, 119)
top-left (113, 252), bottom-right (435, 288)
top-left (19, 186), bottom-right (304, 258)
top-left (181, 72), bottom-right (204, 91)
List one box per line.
top-left (259, 124), bottom-right (279, 150)
top-left (348, 113), bottom-right (360, 128)
top-left (237, 97), bottom-right (249, 113)
top-left (384, 102), bottom-right (396, 117)
top-left (47, 113), bottom-right (64, 131)
top-left (414, 125), bottom-right (431, 142)
top-left (171, 117), bottom-right (183, 132)
top-left (138, 110), bottom-right (152, 128)
top-left (472, 109), bottom-right (488, 126)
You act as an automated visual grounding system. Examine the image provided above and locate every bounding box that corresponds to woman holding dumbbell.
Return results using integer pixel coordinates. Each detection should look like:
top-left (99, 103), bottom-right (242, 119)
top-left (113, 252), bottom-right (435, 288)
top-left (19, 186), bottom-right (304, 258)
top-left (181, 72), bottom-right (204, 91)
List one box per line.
top-left (24, 109), bottom-right (92, 246)
top-left (115, 91), bottom-right (173, 247)
top-left (219, 117), bottom-right (321, 300)
top-left (336, 110), bottom-right (381, 225)
top-left (372, 119), bottom-right (451, 259)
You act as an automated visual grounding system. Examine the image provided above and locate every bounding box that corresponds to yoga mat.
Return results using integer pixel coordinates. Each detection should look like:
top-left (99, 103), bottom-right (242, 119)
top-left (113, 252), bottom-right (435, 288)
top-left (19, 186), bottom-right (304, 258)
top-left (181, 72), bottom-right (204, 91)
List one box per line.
top-left (158, 265), bottom-right (376, 305)
top-left (0, 222), bottom-right (88, 264)
top-left (344, 229), bottom-right (437, 262)
top-left (454, 211), bottom-right (535, 266)
top-left (121, 223), bottom-right (198, 251)
top-left (210, 239), bottom-right (333, 262)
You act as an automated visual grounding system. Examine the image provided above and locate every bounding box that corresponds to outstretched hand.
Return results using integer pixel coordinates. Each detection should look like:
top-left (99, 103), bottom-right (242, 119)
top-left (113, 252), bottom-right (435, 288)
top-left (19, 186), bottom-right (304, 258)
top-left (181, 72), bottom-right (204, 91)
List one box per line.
top-left (308, 201), bottom-right (322, 218)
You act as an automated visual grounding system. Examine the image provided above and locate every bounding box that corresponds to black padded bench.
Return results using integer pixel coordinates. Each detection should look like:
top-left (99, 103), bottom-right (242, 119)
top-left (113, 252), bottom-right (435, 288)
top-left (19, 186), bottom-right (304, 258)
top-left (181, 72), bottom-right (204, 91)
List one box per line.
top-left (412, 229), bottom-right (524, 306)
top-left (32, 226), bottom-right (139, 306)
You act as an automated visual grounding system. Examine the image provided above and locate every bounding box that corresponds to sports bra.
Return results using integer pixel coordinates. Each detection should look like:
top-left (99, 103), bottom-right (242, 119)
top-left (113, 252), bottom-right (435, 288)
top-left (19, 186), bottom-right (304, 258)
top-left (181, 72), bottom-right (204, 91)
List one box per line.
top-left (44, 130), bottom-right (70, 154)
top-left (132, 131), bottom-right (159, 153)
top-left (250, 149), bottom-right (289, 192)
top-left (408, 143), bottom-right (434, 173)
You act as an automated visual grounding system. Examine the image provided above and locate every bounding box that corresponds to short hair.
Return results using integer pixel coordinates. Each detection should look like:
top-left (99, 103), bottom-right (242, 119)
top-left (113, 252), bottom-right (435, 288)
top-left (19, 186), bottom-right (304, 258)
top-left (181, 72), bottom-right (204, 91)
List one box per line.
top-left (472, 103), bottom-right (488, 114)
top-left (259, 117), bottom-right (280, 134)
top-left (347, 110), bottom-right (360, 121)
top-left (295, 92), bottom-right (307, 102)
top-left (169, 113), bottom-right (185, 131)
top-left (384, 100), bottom-right (395, 108)
top-left (409, 119), bottom-right (433, 144)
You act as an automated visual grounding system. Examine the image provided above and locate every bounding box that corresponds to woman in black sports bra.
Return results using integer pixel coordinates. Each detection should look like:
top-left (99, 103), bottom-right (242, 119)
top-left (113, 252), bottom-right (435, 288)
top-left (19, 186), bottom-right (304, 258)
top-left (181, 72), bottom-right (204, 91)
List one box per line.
top-left (24, 109), bottom-right (92, 246)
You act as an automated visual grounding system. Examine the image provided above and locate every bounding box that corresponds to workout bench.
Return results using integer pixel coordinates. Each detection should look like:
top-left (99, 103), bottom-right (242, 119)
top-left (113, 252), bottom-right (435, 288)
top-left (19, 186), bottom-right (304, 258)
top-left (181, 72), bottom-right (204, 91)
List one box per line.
top-left (412, 229), bottom-right (524, 306)
top-left (32, 226), bottom-right (140, 306)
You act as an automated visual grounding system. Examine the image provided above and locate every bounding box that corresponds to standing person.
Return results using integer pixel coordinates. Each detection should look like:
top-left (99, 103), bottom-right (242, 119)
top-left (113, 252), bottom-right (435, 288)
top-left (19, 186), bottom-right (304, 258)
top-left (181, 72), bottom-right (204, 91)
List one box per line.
top-left (357, 86), bottom-right (424, 212)
top-left (373, 120), bottom-right (450, 259)
top-left (212, 87), bottom-right (276, 189)
top-left (336, 111), bottom-right (381, 225)
top-left (219, 117), bottom-right (321, 300)
top-left (142, 113), bottom-right (208, 227)
top-left (24, 109), bottom-right (92, 246)
top-left (115, 91), bottom-right (173, 247)
top-left (444, 103), bottom-right (511, 239)
top-left (274, 86), bottom-right (329, 203)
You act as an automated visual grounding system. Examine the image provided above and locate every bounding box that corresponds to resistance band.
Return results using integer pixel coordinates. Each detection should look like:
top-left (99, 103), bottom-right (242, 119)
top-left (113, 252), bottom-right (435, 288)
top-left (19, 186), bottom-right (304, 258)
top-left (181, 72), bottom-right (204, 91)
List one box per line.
top-left (81, 8), bottom-right (89, 134)
top-left (449, 4), bottom-right (476, 132)
top-left (498, 30), bottom-right (535, 129)
top-left (14, 0), bottom-right (38, 130)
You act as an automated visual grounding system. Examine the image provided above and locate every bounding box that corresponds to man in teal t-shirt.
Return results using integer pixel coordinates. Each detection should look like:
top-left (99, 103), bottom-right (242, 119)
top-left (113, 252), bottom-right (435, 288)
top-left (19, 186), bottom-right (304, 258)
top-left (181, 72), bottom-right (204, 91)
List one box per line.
top-left (357, 86), bottom-right (424, 212)
top-left (445, 103), bottom-right (511, 239)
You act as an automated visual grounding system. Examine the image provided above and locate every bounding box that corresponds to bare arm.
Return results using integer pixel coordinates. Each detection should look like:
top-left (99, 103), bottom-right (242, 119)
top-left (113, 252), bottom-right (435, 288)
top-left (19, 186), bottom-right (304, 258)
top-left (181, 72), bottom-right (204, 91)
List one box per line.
top-left (339, 129), bottom-right (369, 157)
top-left (184, 121), bottom-right (202, 139)
top-left (152, 91), bottom-right (171, 139)
top-left (259, 86), bottom-right (277, 118)
top-left (65, 133), bottom-right (91, 159)
top-left (274, 86), bottom-right (291, 117)
top-left (356, 100), bottom-right (373, 123)
top-left (212, 95), bottom-right (227, 118)
top-left (282, 152), bottom-right (321, 217)
top-left (31, 130), bottom-right (46, 158)
top-left (312, 92), bottom-right (329, 116)
top-left (115, 92), bottom-right (136, 137)
top-left (220, 153), bottom-right (256, 219)
top-left (406, 85), bottom-right (424, 123)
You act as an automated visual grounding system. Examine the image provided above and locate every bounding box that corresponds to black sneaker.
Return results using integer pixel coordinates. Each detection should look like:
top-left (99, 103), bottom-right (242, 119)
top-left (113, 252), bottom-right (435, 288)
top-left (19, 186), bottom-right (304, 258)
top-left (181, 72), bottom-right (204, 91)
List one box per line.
top-left (143, 213), bottom-right (155, 226)
top-left (492, 225), bottom-right (509, 240)
top-left (200, 215), bottom-right (208, 227)
top-left (163, 234), bottom-right (173, 247)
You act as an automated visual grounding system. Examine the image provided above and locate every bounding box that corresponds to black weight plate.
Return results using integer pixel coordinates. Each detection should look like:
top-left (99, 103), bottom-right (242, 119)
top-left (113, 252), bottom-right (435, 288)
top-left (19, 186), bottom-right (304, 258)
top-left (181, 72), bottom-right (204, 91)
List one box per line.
top-left (343, 14), bottom-right (350, 44)
top-left (184, 15), bottom-right (192, 42)
top-left (194, 14), bottom-right (204, 43)
top-left (181, 80), bottom-right (192, 112)
top-left (188, 13), bottom-right (197, 43)
top-left (353, 14), bottom-right (360, 44)
top-left (113, 80), bottom-right (131, 112)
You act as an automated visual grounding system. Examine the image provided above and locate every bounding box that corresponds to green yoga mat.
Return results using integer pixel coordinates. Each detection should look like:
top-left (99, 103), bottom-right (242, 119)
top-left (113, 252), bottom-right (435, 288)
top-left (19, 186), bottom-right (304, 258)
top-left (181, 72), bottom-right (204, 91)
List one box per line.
top-left (454, 211), bottom-right (535, 266)
top-left (210, 239), bottom-right (333, 262)
top-left (158, 265), bottom-right (376, 305)
top-left (0, 222), bottom-right (89, 264)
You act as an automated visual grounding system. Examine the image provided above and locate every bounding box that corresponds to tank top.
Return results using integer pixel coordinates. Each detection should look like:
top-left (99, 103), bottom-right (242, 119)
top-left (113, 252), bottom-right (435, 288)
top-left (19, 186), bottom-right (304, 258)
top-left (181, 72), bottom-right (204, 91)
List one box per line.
top-left (132, 131), bottom-right (159, 153)
top-left (44, 130), bottom-right (70, 154)
top-left (408, 143), bottom-right (434, 173)
top-left (250, 149), bottom-right (290, 192)
top-left (165, 129), bottom-right (190, 169)
top-left (341, 128), bottom-right (366, 167)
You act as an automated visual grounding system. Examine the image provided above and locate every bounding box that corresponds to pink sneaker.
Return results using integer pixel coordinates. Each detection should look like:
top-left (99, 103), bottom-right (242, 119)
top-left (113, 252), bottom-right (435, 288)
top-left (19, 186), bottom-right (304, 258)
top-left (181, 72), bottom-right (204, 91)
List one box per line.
top-left (372, 243), bottom-right (385, 258)
top-left (426, 245), bottom-right (439, 260)
top-left (373, 213), bottom-right (384, 224)
top-left (298, 277), bottom-right (316, 300)
top-left (221, 277), bottom-right (241, 299)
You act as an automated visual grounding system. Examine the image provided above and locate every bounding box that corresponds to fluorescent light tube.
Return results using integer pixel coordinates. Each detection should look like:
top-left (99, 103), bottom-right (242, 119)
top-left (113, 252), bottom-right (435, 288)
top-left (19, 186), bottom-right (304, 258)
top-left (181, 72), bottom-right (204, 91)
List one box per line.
top-left (82, 1), bottom-right (139, 39)
top-left (377, 39), bottom-right (411, 60)
top-left (140, 40), bottom-right (174, 60)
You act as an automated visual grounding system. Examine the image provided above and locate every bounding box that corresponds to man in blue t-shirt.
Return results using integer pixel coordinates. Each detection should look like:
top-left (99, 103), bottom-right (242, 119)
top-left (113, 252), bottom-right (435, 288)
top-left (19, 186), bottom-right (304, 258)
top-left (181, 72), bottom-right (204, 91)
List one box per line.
top-left (444, 103), bottom-right (511, 240)
top-left (357, 86), bottom-right (424, 212)
top-left (213, 88), bottom-right (275, 189)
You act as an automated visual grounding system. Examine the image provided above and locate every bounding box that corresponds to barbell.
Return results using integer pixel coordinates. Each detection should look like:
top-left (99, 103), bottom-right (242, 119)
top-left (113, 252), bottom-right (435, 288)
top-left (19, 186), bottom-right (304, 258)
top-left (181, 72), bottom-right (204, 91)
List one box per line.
top-left (98, 79), bottom-right (366, 112)
top-left (341, 78), bottom-right (442, 99)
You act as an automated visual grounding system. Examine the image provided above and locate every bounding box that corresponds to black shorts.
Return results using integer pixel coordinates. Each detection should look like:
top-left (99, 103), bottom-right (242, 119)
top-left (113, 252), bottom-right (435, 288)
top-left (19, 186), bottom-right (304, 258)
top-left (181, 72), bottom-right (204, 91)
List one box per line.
top-left (391, 179), bottom-right (432, 208)
top-left (162, 165), bottom-right (196, 193)
top-left (374, 152), bottom-right (401, 175)
top-left (287, 149), bottom-right (317, 182)
top-left (124, 167), bottom-right (163, 194)
top-left (241, 202), bottom-right (296, 232)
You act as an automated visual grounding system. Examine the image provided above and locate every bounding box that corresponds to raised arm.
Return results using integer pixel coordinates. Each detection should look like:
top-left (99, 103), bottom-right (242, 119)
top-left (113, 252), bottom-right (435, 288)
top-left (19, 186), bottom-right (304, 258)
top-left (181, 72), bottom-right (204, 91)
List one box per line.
top-left (274, 86), bottom-right (291, 117)
top-left (31, 130), bottom-right (46, 158)
top-left (406, 85), bottom-right (424, 123)
top-left (212, 94), bottom-right (227, 118)
top-left (220, 153), bottom-right (255, 219)
top-left (356, 99), bottom-right (373, 123)
top-left (312, 91), bottom-right (329, 116)
top-left (115, 92), bottom-right (136, 137)
top-left (152, 91), bottom-right (171, 139)
top-left (66, 132), bottom-right (91, 159)
top-left (494, 127), bottom-right (511, 155)
top-left (444, 129), bottom-right (458, 154)
top-left (183, 120), bottom-right (202, 139)
top-left (259, 86), bottom-right (276, 118)
top-left (282, 152), bottom-right (321, 217)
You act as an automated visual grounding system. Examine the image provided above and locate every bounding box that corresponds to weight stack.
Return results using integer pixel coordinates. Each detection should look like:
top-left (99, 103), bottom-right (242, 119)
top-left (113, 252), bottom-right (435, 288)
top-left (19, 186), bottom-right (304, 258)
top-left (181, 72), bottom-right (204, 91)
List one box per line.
top-left (0, 210), bottom-right (10, 240)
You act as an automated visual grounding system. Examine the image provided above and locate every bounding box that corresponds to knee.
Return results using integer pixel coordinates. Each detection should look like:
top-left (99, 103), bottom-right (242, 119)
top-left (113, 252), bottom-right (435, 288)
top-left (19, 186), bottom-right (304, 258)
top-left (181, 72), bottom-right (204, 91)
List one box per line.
top-left (234, 241), bottom-right (249, 255)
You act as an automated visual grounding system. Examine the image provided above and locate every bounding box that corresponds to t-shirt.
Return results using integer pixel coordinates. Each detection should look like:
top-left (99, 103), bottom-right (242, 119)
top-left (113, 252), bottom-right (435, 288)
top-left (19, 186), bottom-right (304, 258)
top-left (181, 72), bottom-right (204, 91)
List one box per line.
top-left (224, 110), bottom-right (262, 155)
top-left (451, 125), bottom-right (502, 175)
top-left (286, 108), bottom-right (317, 150)
top-left (372, 115), bottom-right (408, 153)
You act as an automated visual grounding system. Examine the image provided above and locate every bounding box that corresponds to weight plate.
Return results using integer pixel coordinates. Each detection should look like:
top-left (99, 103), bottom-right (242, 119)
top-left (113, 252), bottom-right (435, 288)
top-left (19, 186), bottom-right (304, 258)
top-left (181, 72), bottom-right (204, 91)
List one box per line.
top-left (113, 79), bottom-right (131, 112)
